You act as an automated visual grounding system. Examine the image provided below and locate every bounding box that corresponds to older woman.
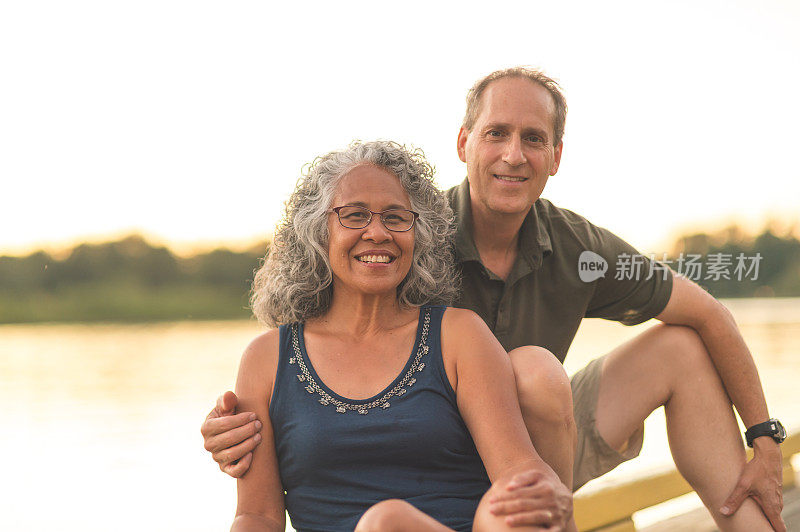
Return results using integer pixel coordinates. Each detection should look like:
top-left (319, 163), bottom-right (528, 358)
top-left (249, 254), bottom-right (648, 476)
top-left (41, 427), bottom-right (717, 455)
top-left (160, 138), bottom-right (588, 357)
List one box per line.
top-left (229, 141), bottom-right (569, 532)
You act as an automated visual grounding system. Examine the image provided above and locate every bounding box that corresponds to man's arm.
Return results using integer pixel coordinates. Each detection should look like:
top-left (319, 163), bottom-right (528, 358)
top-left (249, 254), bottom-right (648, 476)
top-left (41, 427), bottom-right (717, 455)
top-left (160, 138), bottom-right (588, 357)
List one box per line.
top-left (655, 274), bottom-right (784, 528)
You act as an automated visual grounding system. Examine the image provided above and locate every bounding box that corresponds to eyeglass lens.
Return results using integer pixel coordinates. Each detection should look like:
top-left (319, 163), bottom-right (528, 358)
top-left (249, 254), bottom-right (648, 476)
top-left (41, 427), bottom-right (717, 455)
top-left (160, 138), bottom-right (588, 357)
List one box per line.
top-left (337, 206), bottom-right (415, 231)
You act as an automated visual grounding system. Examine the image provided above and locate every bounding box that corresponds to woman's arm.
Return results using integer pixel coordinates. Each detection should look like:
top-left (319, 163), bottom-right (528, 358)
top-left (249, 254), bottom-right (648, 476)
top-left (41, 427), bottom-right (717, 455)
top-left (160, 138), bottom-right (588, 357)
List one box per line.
top-left (230, 330), bottom-right (286, 532)
top-left (441, 308), bottom-right (573, 530)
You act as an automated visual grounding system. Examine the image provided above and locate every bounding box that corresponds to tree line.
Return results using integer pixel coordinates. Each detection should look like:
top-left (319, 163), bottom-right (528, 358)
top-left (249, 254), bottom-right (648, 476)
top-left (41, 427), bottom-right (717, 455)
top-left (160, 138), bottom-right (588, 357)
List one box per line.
top-left (0, 235), bottom-right (267, 323)
top-left (671, 226), bottom-right (800, 298)
top-left (1, 226), bottom-right (798, 324)
top-left (0, 235), bottom-right (266, 292)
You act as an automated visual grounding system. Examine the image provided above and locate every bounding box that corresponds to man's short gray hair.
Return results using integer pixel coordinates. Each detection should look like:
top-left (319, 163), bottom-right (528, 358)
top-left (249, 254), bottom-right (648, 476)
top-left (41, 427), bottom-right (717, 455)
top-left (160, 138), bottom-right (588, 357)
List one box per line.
top-left (251, 140), bottom-right (458, 326)
top-left (462, 67), bottom-right (568, 146)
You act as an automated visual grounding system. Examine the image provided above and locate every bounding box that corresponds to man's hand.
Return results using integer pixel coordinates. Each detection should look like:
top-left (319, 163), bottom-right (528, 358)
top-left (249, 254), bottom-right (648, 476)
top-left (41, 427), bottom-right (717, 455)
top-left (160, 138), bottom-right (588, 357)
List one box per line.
top-left (488, 468), bottom-right (573, 530)
top-left (720, 438), bottom-right (785, 532)
top-left (201, 391), bottom-right (262, 478)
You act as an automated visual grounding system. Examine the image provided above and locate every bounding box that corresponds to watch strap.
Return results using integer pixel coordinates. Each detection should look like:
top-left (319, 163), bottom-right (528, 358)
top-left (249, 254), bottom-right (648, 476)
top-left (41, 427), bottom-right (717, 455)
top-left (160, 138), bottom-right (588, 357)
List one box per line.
top-left (744, 419), bottom-right (785, 447)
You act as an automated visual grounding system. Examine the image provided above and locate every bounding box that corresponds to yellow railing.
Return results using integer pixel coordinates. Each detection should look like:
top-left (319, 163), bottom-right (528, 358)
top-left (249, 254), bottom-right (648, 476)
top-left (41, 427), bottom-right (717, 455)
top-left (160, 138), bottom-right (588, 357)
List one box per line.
top-left (573, 431), bottom-right (800, 532)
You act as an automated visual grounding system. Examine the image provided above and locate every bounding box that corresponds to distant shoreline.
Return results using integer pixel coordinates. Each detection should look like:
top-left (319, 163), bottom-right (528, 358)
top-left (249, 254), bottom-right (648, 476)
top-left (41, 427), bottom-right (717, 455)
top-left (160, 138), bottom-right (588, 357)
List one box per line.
top-left (3, 229), bottom-right (799, 325)
top-left (0, 283), bottom-right (253, 325)
top-left (3, 295), bottom-right (800, 326)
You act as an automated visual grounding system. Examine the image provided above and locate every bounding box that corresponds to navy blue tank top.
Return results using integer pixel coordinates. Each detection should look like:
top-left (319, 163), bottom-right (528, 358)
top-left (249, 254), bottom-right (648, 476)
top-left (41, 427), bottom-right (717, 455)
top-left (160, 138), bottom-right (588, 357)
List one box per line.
top-left (269, 305), bottom-right (491, 532)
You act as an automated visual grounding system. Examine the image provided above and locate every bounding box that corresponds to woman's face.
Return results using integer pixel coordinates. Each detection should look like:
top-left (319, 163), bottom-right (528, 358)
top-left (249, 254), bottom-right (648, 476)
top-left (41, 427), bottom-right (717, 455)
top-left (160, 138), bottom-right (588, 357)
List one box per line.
top-left (327, 164), bottom-right (415, 299)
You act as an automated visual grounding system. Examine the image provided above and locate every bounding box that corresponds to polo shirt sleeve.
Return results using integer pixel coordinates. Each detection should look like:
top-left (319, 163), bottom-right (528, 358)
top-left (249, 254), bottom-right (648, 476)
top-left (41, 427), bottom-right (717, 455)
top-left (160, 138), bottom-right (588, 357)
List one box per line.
top-left (584, 225), bottom-right (674, 325)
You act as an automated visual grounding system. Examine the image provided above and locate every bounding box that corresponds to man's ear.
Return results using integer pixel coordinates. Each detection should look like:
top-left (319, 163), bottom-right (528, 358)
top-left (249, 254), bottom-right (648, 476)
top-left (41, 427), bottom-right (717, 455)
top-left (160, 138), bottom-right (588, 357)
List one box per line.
top-left (550, 141), bottom-right (564, 175)
top-left (457, 127), bottom-right (469, 163)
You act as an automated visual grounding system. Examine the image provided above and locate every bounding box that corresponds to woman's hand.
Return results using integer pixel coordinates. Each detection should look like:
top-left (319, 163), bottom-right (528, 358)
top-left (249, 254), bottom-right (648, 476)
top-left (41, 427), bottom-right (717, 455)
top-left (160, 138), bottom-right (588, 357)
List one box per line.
top-left (488, 467), bottom-right (573, 529)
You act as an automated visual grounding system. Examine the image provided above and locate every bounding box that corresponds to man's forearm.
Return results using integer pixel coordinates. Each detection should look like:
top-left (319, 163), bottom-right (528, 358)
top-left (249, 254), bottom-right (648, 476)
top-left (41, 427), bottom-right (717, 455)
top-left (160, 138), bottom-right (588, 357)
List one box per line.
top-left (695, 302), bottom-right (770, 429)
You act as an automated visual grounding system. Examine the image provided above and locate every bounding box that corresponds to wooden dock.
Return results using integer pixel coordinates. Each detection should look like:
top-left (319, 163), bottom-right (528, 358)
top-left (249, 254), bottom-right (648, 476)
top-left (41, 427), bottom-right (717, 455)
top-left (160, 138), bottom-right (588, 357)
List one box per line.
top-left (573, 431), bottom-right (800, 531)
top-left (639, 486), bottom-right (800, 531)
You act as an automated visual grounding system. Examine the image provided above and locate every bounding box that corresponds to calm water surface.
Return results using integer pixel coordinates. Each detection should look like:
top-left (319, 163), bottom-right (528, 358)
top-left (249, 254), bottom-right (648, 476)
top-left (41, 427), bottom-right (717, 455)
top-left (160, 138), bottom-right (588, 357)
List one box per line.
top-left (2, 298), bottom-right (799, 531)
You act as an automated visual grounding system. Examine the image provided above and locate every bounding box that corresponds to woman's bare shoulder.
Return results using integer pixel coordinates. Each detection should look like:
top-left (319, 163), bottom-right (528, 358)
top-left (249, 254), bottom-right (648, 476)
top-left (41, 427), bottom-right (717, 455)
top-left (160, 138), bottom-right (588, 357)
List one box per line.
top-left (236, 328), bottom-right (281, 395)
top-left (442, 308), bottom-right (508, 392)
top-left (244, 328), bottom-right (281, 358)
top-left (440, 307), bottom-right (506, 368)
top-left (441, 307), bottom-right (495, 342)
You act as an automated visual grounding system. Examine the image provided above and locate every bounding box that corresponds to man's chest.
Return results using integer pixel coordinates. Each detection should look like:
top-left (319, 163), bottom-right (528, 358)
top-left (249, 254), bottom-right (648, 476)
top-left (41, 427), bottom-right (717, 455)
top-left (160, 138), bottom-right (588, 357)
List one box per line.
top-left (453, 262), bottom-right (592, 362)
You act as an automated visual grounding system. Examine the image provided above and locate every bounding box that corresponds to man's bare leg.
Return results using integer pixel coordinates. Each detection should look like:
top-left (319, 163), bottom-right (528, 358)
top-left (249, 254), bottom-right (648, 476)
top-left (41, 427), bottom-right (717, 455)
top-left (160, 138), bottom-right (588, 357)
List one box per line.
top-left (510, 346), bottom-right (578, 532)
top-left (595, 323), bottom-right (773, 531)
top-left (509, 346), bottom-right (576, 489)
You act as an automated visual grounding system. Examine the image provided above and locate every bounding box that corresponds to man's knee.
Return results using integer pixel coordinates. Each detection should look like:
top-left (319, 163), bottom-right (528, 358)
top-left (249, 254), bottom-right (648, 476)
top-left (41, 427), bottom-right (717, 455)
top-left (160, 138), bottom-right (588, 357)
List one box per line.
top-left (509, 346), bottom-right (574, 429)
top-left (654, 323), bottom-right (705, 352)
top-left (354, 499), bottom-right (414, 532)
top-left (651, 324), bottom-right (715, 377)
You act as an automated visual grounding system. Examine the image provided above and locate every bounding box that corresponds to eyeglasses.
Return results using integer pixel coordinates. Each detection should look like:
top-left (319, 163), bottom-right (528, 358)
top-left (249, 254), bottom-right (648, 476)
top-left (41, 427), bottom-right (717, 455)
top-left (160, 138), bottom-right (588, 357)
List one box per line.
top-left (330, 206), bottom-right (419, 232)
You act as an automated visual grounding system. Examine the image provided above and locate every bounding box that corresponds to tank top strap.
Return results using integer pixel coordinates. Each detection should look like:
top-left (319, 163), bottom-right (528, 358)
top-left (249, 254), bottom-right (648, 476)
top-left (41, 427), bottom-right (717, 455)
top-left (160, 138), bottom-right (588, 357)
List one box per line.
top-left (269, 323), bottom-right (295, 418)
top-left (419, 305), bottom-right (458, 403)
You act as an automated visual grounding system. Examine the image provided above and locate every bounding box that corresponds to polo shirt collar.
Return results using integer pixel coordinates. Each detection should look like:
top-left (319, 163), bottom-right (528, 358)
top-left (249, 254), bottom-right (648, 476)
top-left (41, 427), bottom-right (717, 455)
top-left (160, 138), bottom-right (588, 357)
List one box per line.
top-left (452, 178), bottom-right (552, 269)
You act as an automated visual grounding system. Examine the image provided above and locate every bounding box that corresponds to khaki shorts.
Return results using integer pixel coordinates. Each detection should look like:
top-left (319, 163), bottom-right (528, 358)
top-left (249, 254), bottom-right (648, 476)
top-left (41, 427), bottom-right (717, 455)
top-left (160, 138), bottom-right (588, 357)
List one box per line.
top-left (570, 355), bottom-right (644, 491)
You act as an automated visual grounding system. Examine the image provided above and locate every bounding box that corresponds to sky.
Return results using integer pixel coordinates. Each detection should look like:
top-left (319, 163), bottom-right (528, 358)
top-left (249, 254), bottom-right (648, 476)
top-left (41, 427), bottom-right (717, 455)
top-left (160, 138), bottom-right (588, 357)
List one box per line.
top-left (2, 0), bottom-right (799, 256)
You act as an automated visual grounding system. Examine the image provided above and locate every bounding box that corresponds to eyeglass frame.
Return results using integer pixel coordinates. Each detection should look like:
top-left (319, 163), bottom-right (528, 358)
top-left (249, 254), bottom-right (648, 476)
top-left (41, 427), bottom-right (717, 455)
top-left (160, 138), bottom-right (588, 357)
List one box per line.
top-left (329, 205), bottom-right (420, 232)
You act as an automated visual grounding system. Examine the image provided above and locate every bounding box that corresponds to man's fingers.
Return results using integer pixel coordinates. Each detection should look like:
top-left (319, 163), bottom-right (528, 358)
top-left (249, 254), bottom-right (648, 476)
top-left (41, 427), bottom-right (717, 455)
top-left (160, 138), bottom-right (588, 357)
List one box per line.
top-left (212, 431), bottom-right (262, 465)
top-left (222, 452), bottom-right (253, 479)
top-left (490, 486), bottom-right (550, 505)
top-left (720, 482), bottom-right (749, 516)
top-left (755, 493), bottom-right (786, 532)
top-left (502, 509), bottom-right (554, 527)
top-left (206, 392), bottom-right (238, 422)
top-left (764, 508), bottom-right (787, 532)
top-left (217, 391), bottom-right (239, 414)
top-left (489, 496), bottom-right (547, 516)
top-left (205, 418), bottom-right (262, 453)
top-left (507, 469), bottom-right (544, 490)
top-left (202, 411), bottom-right (257, 439)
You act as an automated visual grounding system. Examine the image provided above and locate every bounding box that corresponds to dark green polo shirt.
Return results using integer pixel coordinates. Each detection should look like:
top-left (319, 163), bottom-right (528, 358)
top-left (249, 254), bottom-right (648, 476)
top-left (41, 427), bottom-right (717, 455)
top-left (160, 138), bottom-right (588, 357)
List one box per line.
top-left (446, 179), bottom-right (673, 362)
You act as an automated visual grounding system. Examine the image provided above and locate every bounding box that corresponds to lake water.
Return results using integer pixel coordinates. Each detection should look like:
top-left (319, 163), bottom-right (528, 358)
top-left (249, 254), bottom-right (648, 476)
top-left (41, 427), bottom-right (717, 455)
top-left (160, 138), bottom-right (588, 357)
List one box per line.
top-left (2, 298), bottom-right (799, 531)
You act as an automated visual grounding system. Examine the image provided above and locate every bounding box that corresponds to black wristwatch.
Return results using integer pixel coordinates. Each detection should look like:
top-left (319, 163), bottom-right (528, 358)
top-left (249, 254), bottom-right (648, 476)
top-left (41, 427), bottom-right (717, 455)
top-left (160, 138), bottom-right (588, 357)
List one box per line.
top-left (744, 418), bottom-right (786, 447)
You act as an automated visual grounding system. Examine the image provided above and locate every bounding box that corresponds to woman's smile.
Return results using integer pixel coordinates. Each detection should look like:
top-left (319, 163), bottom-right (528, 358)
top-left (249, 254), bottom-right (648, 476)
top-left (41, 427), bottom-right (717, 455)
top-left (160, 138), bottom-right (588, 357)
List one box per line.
top-left (354, 250), bottom-right (396, 264)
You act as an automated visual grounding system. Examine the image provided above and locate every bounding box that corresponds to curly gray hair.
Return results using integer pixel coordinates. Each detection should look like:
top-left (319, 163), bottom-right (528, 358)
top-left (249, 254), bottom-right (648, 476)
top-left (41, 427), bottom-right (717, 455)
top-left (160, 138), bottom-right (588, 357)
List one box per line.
top-left (250, 140), bottom-right (458, 326)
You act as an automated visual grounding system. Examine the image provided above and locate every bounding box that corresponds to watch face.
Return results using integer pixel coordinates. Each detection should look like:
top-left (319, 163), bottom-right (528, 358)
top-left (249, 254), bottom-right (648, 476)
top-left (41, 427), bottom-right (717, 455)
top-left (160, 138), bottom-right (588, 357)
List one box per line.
top-left (775, 420), bottom-right (787, 442)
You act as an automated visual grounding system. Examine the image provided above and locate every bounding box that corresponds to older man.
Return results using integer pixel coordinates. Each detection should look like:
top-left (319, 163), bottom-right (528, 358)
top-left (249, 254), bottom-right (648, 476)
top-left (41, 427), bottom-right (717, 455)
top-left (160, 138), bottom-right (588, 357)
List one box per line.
top-left (202, 68), bottom-right (785, 531)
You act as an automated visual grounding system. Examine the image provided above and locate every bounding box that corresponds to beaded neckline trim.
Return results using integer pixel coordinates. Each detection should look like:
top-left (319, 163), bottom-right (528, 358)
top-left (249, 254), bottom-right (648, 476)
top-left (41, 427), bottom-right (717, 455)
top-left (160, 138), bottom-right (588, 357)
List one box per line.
top-left (289, 307), bottom-right (432, 415)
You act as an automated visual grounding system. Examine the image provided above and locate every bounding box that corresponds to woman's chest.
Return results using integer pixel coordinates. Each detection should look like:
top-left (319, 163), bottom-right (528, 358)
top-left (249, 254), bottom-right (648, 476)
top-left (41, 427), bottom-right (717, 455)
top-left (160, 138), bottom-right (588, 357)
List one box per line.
top-left (275, 383), bottom-right (474, 478)
top-left (302, 331), bottom-right (418, 400)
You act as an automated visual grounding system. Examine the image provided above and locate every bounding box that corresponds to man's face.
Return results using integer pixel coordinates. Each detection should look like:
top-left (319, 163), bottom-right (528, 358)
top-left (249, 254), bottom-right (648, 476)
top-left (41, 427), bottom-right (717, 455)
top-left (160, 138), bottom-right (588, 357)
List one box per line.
top-left (457, 77), bottom-right (563, 218)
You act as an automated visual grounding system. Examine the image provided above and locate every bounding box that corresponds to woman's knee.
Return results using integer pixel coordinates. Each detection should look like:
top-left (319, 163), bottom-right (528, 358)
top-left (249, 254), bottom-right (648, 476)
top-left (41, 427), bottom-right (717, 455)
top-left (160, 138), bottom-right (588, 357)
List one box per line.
top-left (354, 499), bottom-right (416, 532)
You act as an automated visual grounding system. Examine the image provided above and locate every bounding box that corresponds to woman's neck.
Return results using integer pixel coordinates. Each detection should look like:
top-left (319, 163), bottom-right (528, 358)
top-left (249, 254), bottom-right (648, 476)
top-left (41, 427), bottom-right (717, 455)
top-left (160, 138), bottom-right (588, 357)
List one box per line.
top-left (313, 289), bottom-right (416, 338)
